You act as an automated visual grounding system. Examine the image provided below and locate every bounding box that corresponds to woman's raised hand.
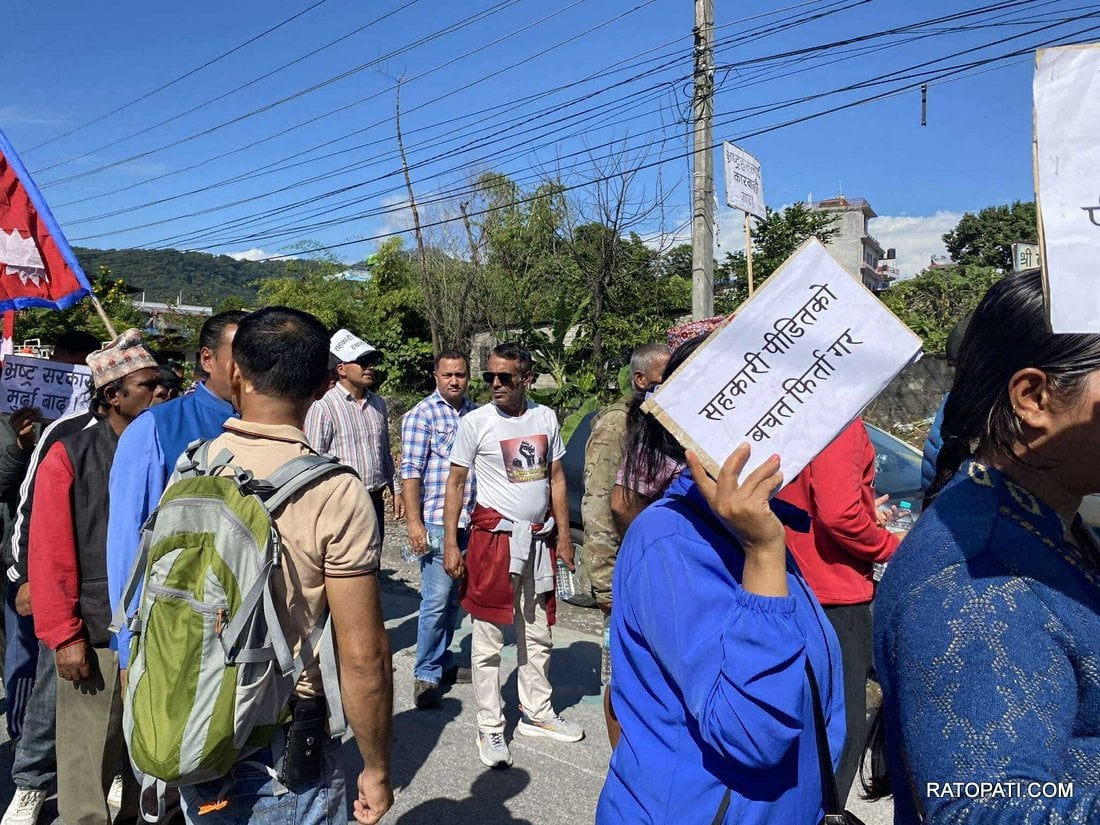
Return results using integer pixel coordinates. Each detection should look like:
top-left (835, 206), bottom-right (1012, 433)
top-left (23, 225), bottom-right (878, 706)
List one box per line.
top-left (686, 445), bottom-right (786, 559)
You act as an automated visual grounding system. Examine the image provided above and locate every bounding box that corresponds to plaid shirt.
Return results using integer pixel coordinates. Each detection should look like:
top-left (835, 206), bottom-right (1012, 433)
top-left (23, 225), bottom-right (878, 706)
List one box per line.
top-left (400, 390), bottom-right (477, 527)
top-left (305, 385), bottom-right (395, 491)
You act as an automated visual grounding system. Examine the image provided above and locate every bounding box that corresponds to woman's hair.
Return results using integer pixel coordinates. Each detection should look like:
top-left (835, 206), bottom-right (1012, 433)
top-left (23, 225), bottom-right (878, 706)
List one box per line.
top-left (620, 335), bottom-right (706, 493)
top-left (925, 269), bottom-right (1100, 505)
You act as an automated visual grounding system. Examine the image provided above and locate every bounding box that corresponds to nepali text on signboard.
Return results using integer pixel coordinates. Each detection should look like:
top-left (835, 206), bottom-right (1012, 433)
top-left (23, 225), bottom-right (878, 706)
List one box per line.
top-left (0, 355), bottom-right (92, 417)
top-left (723, 142), bottom-right (766, 220)
top-left (643, 239), bottom-right (922, 482)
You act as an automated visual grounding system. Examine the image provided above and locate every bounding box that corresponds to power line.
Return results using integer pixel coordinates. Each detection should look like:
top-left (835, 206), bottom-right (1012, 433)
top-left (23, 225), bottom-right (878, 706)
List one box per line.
top-left (169, 20), bottom-right (1100, 256)
top-left (35, 0), bottom-right (527, 184)
top-left (51, 0), bottom-right (852, 212)
top-left (23, 0), bottom-right (334, 154)
top-left (105, 2), bottom-right (1077, 247)
top-left (60, 0), bottom-right (880, 235)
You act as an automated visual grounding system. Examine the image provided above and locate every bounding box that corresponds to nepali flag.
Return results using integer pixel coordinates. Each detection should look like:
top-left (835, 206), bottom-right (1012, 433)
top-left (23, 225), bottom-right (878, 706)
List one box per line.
top-left (0, 127), bottom-right (92, 312)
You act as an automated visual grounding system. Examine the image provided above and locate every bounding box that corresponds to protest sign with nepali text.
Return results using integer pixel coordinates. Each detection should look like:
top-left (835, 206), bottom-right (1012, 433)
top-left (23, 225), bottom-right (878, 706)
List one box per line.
top-left (643, 239), bottom-right (922, 483)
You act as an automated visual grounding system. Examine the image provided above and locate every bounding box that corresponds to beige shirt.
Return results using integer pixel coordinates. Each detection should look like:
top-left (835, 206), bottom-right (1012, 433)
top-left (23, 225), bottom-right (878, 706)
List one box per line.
top-left (205, 418), bottom-right (381, 697)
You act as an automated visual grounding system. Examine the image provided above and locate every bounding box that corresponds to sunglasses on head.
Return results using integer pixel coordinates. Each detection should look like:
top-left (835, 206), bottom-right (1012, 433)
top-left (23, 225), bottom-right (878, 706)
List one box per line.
top-left (482, 371), bottom-right (520, 387)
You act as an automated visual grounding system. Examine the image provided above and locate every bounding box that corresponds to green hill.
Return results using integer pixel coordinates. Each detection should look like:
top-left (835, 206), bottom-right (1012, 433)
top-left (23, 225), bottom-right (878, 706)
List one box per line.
top-left (71, 246), bottom-right (306, 306)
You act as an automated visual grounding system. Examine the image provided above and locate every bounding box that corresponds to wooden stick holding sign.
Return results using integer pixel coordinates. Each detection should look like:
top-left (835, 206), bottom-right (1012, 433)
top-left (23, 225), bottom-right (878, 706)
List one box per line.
top-left (745, 213), bottom-right (755, 297)
top-left (643, 238), bottom-right (922, 482)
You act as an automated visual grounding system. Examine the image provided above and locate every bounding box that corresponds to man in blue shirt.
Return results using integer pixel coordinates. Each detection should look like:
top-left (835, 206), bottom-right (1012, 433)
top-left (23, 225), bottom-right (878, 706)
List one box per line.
top-left (106, 309), bottom-right (247, 670)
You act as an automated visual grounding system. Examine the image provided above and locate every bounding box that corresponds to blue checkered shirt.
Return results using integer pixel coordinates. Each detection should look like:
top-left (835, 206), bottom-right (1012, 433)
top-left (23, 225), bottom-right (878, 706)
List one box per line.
top-left (400, 391), bottom-right (477, 527)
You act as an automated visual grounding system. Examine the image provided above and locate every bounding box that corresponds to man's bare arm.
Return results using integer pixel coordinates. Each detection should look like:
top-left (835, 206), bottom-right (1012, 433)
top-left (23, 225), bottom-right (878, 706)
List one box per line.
top-left (549, 459), bottom-right (574, 569)
top-left (402, 477), bottom-right (426, 552)
top-left (442, 464), bottom-right (470, 579)
top-left (327, 572), bottom-right (393, 824)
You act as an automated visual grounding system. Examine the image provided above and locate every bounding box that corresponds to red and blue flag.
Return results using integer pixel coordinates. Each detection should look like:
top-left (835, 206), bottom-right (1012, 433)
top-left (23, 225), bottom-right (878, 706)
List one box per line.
top-left (0, 127), bottom-right (92, 312)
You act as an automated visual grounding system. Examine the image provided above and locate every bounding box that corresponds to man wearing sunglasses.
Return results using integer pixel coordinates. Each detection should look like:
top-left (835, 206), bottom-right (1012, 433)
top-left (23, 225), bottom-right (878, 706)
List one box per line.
top-left (443, 342), bottom-right (584, 770)
top-left (306, 329), bottom-right (402, 540)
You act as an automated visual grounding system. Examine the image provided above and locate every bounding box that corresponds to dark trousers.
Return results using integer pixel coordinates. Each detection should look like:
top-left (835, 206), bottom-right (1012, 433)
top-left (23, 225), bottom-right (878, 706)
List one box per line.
top-left (370, 488), bottom-right (386, 544)
top-left (823, 602), bottom-right (873, 807)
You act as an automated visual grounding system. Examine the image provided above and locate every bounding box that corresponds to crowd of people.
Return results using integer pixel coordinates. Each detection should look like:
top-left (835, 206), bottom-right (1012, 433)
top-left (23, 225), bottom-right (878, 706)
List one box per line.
top-left (0, 265), bottom-right (1099, 825)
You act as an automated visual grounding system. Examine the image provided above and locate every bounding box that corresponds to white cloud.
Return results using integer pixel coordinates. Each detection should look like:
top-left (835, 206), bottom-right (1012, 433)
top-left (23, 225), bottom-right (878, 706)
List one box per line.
top-left (227, 247), bottom-right (281, 262)
top-left (871, 211), bottom-right (963, 280)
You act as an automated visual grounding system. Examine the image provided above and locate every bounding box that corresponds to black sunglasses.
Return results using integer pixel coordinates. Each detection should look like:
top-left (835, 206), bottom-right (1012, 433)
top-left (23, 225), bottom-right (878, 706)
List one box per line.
top-left (354, 356), bottom-right (381, 368)
top-left (482, 371), bottom-right (520, 387)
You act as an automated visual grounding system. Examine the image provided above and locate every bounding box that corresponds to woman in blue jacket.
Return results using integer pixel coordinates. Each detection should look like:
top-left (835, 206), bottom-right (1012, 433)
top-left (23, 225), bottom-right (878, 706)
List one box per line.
top-left (873, 270), bottom-right (1100, 822)
top-left (596, 429), bottom-right (845, 821)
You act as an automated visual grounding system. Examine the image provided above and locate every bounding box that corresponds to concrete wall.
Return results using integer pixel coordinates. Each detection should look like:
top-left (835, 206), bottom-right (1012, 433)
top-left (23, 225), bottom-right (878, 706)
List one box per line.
top-left (863, 355), bottom-right (954, 443)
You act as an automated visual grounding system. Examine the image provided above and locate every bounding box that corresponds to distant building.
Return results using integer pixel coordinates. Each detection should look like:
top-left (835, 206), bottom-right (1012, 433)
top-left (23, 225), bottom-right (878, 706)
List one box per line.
top-left (810, 196), bottom-right (891, 292)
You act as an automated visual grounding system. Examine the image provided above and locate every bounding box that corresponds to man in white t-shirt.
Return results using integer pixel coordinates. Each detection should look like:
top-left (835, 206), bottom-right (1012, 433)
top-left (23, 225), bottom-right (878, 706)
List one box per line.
top-left (443, 342), bottom-right (584, 768)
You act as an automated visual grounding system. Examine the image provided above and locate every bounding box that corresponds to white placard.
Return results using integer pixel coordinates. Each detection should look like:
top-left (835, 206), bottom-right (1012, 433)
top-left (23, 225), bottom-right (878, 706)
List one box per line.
top-left (723, 142), bottom-right (766, 219)
top-left (643, 239), bottom-right (922, 482)
top-left (1034, 43), bottom-right (1100, 333)
top-left (0, 355), bottom-right (92, 418)
top-left (1012, 242), bottom-right (1042, 272)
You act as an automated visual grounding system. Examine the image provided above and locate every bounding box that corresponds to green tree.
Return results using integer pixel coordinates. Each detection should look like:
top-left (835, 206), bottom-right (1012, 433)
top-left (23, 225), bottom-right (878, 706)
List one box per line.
top-left (880, 264), bottom-right (1003, 353)
top-left (943, 201), bottom-right (1037, 270)
top-left (15, 266), bottom-right (145, 344)
top-left (715, 203), bottom-right (838, 312)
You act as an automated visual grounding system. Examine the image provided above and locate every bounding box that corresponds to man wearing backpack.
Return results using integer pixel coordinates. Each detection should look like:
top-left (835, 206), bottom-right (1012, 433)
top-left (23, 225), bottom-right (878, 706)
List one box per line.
top-left (171, 307), bottom-right (393, 824)
top-left (27, 329), bottom-right (166, 825)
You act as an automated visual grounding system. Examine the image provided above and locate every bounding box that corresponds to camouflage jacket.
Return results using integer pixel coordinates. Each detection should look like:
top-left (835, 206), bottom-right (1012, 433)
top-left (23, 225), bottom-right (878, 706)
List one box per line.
top-left (581, 400), bottom-right (628, 605)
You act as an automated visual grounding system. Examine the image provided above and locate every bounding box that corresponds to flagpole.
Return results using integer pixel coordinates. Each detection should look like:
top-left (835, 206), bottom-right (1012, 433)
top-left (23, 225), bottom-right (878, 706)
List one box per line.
top-left (89, 295), bottom-right (118, 339)
top-left (745, 213), bottom-right (755, 297)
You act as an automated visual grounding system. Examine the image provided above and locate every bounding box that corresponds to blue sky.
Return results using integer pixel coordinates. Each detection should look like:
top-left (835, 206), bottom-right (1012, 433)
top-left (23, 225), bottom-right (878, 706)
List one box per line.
top-left (6, 0), bottom-right (1096, 283)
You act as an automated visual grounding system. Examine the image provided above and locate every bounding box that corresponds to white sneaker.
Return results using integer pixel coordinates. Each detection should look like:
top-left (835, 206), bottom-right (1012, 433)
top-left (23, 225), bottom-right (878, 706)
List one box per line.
top-left (107, 774), bottom-right (124, 809)
top-left (516, 713), bottom-right (585, 743)
top-left (1, 788), bottom-right (47, 825)
top-left (476, 730), bottom-right (512, 768)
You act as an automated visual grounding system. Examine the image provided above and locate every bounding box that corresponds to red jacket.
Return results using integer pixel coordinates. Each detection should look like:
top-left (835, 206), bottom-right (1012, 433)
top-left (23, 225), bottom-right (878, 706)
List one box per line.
top-left (461, 504), bottom-right (556, 626)
top-left (776, 419), bottom-right (899, 606)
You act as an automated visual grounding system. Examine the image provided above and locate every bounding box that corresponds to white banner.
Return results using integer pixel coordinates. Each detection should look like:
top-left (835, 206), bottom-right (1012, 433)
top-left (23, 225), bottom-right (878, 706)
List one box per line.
top-left (1034, 42), bottom-right (1100, 332)
top-left (0, 355), bottom-right (93, 417)
top-left (723, 142), bottom-right (766, 219)
top-left (643, 239), bottom-right (922, 482)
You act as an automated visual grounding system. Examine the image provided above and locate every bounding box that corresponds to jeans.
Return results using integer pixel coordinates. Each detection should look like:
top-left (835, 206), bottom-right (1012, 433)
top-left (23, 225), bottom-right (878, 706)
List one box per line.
top-left (413, 524), bottom-right (465, 685)
top-left (3, 584), bottom-right (39, 739)
top-left (10, 640), bottom-right (57, 791)
top-left (180, 739), bottom-right (345, 825)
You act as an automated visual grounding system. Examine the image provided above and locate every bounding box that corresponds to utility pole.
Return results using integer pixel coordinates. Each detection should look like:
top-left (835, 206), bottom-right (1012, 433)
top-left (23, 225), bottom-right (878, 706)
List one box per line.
top-left (691, 0), bottom-right (715, 320)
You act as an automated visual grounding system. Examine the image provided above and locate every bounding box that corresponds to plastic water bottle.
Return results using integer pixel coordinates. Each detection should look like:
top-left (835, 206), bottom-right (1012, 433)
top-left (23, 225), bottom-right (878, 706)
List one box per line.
top-left (887, 500), bottom-right (916, 535)
top-left (601, 623), bottom-right (612, 685)
top-left (401, 530), bottom-right (437, 564)
top-left (555, 559), bottom-right (575, 601)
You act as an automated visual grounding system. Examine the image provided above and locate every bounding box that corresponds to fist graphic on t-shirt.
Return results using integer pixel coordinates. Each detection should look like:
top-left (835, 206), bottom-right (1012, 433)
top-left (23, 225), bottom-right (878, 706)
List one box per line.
top-left (500, 434), bottom-right (548, 483)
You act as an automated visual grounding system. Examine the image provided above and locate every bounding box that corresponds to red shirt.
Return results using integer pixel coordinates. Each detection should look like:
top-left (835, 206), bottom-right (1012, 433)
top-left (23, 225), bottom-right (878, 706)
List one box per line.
top-left (776, 419), bottom-right (899, 606)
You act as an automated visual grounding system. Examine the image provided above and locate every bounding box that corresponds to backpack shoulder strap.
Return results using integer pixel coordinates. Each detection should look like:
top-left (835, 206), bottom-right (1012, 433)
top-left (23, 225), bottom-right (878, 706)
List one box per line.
top-left (261, 454), bottom-right (348, 512)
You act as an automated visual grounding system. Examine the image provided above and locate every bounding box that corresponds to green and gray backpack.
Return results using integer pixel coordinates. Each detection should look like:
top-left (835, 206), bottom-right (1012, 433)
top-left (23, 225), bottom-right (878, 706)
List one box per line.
top-left (110, 440), bottom-right (348, 792)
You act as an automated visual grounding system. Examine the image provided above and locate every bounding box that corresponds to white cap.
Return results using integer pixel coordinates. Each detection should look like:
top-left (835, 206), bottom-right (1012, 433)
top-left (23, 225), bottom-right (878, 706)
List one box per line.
top-left (330, 329), bottom-right (379, 363)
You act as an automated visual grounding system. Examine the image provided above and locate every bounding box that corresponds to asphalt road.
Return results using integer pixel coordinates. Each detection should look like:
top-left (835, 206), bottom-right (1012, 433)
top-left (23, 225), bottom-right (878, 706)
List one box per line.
top-left (0, 514), bottom-right (895, 824)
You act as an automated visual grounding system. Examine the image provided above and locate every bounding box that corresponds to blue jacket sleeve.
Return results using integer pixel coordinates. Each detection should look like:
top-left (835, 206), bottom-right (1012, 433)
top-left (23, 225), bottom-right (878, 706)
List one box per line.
top-left (921, 394), bottom-right (947, 494)
top-left (624, 530), bottom-right (810, 771)
top-left (883, 569), bottom-right (1100, 823)
top-left (107, 414), bottom-right (167, 668)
